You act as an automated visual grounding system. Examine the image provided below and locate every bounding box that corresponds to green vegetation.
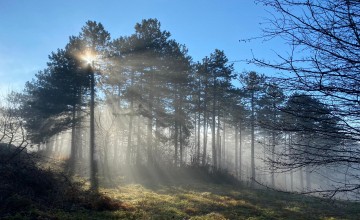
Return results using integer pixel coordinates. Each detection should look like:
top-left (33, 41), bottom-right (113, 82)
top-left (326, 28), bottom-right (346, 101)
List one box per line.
top-left (4, 183), bottom-right (360, 219)
top-left (98, 184), bottom-right (360, 220)
top-left (0, 148), bottom-right (359, 219)
top-left (1, 160), bottom-right (359, 220)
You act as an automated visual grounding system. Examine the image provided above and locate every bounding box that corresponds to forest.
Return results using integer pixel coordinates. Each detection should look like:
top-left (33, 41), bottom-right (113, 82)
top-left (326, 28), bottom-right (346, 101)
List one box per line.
top-left (1, 0), bottom-right (360, 219)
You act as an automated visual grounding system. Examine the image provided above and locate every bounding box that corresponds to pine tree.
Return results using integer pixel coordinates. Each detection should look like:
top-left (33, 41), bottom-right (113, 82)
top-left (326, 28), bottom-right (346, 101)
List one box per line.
top-left (240, 71), bottom-right (266, 187)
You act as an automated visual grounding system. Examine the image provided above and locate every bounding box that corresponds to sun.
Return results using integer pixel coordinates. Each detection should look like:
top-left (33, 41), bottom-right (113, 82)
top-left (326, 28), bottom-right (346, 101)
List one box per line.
top-left (81, 50), bottom-right (96, 65)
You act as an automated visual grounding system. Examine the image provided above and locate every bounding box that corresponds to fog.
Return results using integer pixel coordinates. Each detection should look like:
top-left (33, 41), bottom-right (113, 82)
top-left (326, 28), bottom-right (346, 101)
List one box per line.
top-left (1, 17), bottom-right (357, 202)
top-left (37, 102), bottom-right (360, 200)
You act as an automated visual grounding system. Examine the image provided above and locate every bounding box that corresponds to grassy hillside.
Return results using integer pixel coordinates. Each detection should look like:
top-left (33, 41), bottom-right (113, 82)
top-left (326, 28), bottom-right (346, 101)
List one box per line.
top-left (86, 183), bottom-right (359, 220)
top-left (2, 182), bottom-right (360, 219)
top-left (0, 150), bottom-right (359, 219)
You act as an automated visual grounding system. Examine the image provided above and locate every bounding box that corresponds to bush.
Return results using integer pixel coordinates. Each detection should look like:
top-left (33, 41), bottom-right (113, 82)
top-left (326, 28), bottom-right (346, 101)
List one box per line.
top-left (0, 147), bottom-right (125, 218)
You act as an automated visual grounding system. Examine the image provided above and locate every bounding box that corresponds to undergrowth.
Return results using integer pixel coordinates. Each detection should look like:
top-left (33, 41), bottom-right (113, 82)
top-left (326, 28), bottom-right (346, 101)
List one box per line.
top-left (1, 148), bottom-right (359, 219)
top-left (0, 148), bottom-right (128, 220)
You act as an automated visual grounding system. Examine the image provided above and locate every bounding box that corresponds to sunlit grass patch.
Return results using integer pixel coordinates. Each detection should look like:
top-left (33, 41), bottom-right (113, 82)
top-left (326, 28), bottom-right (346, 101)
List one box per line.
top-left (190, 212), bottom-right (227, 220)
top-left (96, 183), bottom-right (360, 220)
top-left (3, 175), bottom-right (359, 220)
top-left (284, 205), bottom-right (301, 212)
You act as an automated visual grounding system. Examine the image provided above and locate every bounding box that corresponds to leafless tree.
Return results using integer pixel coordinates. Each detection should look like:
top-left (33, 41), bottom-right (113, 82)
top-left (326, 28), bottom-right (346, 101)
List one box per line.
top-left (251, 0), bottom-right (360, 198)
top-left (0, 92), bottom-right (29, 163)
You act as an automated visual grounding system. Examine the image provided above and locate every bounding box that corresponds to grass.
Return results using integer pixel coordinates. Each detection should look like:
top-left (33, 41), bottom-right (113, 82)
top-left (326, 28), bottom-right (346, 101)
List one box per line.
top-left (1, 150), bottom-right (359, 220)
top-left (6, 182), bottom-right (358, 220)
top-left (96, 183), bottom-right (359, 220)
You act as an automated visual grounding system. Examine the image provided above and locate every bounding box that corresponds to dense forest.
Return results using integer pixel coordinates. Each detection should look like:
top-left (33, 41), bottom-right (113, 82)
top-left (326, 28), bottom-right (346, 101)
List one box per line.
top-left (1, 0), bottom-right (360, 219)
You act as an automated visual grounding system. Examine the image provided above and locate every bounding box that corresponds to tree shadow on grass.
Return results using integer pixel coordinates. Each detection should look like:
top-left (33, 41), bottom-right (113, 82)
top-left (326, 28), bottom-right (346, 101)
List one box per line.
top-left (0, 149), bottom-right (130, 219)
top-left (113, 180), bottom-right (360, 220)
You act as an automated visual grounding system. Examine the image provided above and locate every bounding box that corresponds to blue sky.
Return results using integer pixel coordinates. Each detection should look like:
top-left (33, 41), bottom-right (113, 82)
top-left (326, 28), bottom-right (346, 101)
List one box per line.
top-left (0, 0), bottom-right (284, 94)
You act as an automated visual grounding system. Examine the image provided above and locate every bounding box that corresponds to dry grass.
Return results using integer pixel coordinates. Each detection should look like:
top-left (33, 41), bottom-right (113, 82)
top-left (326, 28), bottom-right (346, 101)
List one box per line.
top-left (90, 183), bottom-right (359, 220)
top-left (1, 152), bottom-right (359, 220)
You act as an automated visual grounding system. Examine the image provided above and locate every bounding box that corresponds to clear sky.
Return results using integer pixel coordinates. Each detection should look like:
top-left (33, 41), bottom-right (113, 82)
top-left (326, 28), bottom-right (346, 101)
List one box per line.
top-left (0, 0), bottom-right (284, 95)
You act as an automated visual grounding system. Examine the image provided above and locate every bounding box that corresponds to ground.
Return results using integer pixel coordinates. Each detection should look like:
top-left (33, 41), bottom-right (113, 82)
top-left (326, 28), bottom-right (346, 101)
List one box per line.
top-left (0, 150), bottom-right (359, 220)
top-left (3, 182), bottom-right (360, 220)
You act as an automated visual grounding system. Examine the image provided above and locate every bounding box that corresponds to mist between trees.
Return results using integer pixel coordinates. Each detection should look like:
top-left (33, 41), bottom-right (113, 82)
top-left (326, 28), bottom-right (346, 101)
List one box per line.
top-left (1, 0), bottom-right (360, 201)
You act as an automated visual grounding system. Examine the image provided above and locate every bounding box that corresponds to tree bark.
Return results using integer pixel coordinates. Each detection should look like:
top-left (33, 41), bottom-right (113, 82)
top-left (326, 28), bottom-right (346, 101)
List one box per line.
top-left (239, 123), bottom-right (242, 181)
top-left (217, 109), bottom-right (221, 169)
top-left (202, 90), bottom-right (208, 166)
top-left (305, 165), bottom-right (311, 190)
top-left (146, 69), bottom-right (155, 165)
top-left (217, 113), bottom-right (221, 169)
top-left (235, 126), bottom-right (239, 178)
top-left (212, 98), bottom-right (217, 168)
top-left (180, 124), bottom-right (183, 167)
top-left (89, 66), bottom-right (98, 191)
top-left (194, 111), bottom-right (197, 163)
top-left (197, 109), bottom-right (201, 165)
top-left (136, 116), bottom-right (141, 165)
top-left (126, 93), bottom-right (134, 165)
top-left (222, 118), bottom-right (226, 169)
top-left (211, 114), bottom-right (217, 169)
top-left (147, 116), bottom-right (153, 164)
top-left (69, 104), bottom-right (77, 176)
top-left (174, 117), bottom-right (179, 167)
top-left (300, 167), bottom-right (304, 191)
top-left (250, 91), bottom-right (255, 187)
top-left (271, 131), bottom-right (275, 187)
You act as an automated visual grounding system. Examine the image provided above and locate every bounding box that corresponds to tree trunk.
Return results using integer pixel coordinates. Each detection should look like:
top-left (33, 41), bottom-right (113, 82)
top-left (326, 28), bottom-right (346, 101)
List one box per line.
top-left (211, 76), bottom-right (217, 169)
top-left (89, 67), bottom-right (98, 191)
top-left (194, 111), bottom-right (197, 164)
top-left (271, 131), bottom-right (275, 187)
top-left (154, 117), bottom-right (160, 165)
top-left (239, 122), bottom-right (242, 181)
top-left (299, 167), bottom-right (304, 191)
top-left (196, 74), bottom-right (202, 165)
top-left (126, 98), bottom-right (134, 165)
top-left (202, 104), bottom-right (208, 166)
top-left (212, 102), bottom-right (217, 169)
top-left (147, 89), bottom-right (154, 165)
top-left (147, 116), bottom-right (153, 164)
top-left (271, 102), bottom-right (277, 187)
top-left (147, 70), bottom-right (154, 165)
top-left (69, 104), bottom-right (77, 176)
top-left (217, 111), bottom-right (221, 169)
top-left (179, 94), bottom-right (184, 166)
top-left (77, 113), bottom-right (83, 160)
top-left (288, 133), bottom-right (293, 191)
top-left (235, 126), bottom-right (239, 177)
top-left (211, 114), bottom-right (217, 169)
top-left (174, 118), bottom-right (179, 167)
top-left (305, 165), bottom-right (311, 190)
top-left (250, 91), bottom-right (255, 187)
top-left (136, 116), bottom-right (141, 165)
top-left (222, 119), bottom-right (226, 169)
top-left (197, 109), bottom-right (201, 165)
top-left (180, 124), bottom-right (183, 167)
